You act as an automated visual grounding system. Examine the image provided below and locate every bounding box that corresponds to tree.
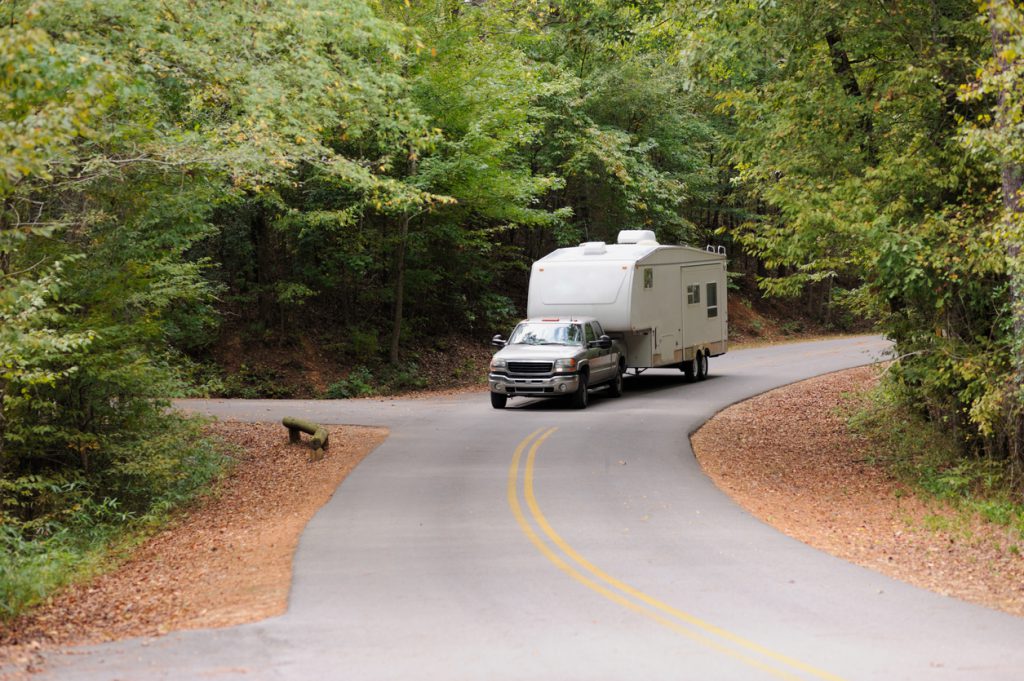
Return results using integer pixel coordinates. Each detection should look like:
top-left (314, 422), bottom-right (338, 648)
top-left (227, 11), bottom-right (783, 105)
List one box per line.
top-left (961, 0), bottom-right (1024, 459)
top-left (677, 0), bottom-right (1024, 461)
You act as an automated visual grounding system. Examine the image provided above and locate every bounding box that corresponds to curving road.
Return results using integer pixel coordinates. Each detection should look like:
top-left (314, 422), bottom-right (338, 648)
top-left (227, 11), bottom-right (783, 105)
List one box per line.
top-left (24, 337), bottom-right (1024, 680)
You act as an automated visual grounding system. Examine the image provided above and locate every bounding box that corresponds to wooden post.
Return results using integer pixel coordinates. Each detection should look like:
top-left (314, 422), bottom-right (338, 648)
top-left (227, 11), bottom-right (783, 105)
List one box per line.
top-left (282, 417), bottom-right (329, 459)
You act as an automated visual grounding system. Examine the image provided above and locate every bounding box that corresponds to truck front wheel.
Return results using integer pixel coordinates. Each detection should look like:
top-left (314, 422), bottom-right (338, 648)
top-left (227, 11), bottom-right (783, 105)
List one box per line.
top-left (571, 373), bottom-right (589, 409)
top-left (490, 392), bottom-right (508, 409)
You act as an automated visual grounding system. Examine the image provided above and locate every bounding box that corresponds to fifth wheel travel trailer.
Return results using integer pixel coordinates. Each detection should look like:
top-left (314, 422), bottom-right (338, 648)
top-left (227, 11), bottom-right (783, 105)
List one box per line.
top-left (526, 229), bottom-right (728, 379)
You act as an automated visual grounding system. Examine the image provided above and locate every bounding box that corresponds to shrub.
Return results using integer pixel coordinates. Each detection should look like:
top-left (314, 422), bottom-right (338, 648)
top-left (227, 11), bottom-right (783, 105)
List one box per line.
top-left (325, 366), bottom-right (376, 398)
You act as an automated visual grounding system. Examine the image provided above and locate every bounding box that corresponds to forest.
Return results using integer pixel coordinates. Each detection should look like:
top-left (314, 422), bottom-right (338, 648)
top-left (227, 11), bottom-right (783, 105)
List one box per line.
top-left (2, 0), bottom-right (1023, 617)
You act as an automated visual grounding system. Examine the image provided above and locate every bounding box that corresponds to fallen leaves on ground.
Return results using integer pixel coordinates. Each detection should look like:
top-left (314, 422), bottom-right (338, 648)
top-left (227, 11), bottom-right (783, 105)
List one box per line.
top-left (0, 422), bottom-right (387, 674)
top-left (692, 366), bottom-right (1024, 617)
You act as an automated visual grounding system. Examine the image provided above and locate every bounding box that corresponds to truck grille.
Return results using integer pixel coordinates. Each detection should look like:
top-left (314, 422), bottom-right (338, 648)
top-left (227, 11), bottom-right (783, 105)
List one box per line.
top-left (508, 361), bottom-right (553, 375)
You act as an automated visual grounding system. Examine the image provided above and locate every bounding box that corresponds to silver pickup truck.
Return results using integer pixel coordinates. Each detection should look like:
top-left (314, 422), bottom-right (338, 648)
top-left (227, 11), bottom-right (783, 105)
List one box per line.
top-left (488, 317), bottom-right (625, 409)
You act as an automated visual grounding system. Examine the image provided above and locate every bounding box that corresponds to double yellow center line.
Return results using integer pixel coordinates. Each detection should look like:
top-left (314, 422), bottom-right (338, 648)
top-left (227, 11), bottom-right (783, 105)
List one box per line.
top-left (507, 427), bottom-right (846, 681)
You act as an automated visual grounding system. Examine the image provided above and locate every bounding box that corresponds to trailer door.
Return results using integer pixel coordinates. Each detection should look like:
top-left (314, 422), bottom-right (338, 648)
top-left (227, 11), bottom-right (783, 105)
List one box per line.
top-left (681, 263), bottom-right (726, 353)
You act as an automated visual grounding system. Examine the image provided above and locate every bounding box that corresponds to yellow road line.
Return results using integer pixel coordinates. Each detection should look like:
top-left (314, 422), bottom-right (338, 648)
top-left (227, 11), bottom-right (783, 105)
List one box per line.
top-left (509, 428), bottom-right (847, 681)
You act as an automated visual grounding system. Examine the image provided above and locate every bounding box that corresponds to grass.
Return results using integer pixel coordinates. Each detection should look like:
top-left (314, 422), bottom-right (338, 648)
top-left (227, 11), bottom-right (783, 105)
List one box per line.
top-left (847, 379), bottom-right (1024, 546)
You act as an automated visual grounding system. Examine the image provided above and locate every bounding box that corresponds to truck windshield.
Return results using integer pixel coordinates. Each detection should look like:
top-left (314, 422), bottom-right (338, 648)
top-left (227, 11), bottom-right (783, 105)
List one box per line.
top-left (508, 323), bottom-right (584, 346)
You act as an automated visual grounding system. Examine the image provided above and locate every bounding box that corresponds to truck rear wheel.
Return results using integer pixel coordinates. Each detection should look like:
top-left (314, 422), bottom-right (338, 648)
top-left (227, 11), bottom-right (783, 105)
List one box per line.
top-left (571, 373), bottom-right (589, 409)
top-left (490, 392), bottom-right (507, 409)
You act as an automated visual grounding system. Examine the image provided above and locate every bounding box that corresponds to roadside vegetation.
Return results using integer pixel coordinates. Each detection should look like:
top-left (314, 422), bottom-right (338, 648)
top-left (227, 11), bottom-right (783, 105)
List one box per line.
top-left (850, 380), bottom-right (1024, 548)
top-left (3, 0), bottom-right (1024, 623)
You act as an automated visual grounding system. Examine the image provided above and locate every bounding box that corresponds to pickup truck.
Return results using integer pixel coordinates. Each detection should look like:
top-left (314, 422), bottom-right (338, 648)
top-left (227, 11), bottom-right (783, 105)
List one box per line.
top-left (488, 316), bottom-right (625, 409)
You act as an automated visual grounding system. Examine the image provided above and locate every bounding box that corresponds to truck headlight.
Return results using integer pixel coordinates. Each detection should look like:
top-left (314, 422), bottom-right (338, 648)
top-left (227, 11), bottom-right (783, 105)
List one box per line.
top-left (490, 358), bottom-right (507, 371)
top-left (553, 358), bottom-right (577, 373)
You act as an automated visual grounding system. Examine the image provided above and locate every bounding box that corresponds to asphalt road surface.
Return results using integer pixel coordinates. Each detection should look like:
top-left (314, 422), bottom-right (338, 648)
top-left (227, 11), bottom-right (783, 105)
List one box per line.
top-left (24, 337), bottom-right (1024, 680)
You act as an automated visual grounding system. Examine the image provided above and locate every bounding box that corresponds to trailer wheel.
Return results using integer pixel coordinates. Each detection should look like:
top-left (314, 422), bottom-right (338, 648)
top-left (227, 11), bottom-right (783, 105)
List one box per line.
top-left (571, 372), bottom-right (589, 409)
top-left (490, 392), bottom-right (507, 409)
top-left (696, 352), bottom-right (708, 381)
top-left (682, 357), bottom-right (696, 382)
top-left (607, 369), bottom-right (623, 398)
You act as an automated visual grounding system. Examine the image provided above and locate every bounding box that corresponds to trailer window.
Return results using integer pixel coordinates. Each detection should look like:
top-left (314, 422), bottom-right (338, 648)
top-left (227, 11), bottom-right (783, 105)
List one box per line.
top-left (643, 268), bottom-right (654, 289)
top-left (687, 284), bottom-right (700, 304)
top-left (706, 282), bottom-right (718, 318)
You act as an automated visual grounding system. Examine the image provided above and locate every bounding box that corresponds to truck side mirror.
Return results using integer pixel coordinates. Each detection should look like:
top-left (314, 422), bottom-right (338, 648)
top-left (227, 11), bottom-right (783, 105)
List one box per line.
top-left (491, 334), bottom-right (507, 348)
top-left (599, 334), bottom-right (612, 349)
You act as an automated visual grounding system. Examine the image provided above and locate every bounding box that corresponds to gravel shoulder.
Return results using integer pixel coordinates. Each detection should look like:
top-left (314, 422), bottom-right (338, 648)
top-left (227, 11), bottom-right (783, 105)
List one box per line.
top-left (692, 365), bottom-right (1024, 617)
top-left (0, 422), bottom-right (387, 675)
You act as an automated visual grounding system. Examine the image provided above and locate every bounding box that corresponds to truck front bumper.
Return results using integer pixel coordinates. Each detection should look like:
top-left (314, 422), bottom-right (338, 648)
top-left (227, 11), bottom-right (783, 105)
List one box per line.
top-left (488, 373), bottom-right (580, 397)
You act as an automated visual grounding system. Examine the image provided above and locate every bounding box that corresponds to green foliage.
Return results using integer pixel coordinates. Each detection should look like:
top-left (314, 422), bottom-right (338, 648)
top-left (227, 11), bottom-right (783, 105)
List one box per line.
top-left (380, 361), bottom-right (429, 393)
top-left (680, 0), bottom-right (1024, 467)
top-left (0, 416), bottom-right (225, 620)
top-left (0, 524), bottom-right (79, 620)
top-left (325, 367), bottom-right (376, 399)
top-left (220, 364), bottom-right (295, 400)
top-left (849, 378), bottom-right (1024, 541)
top-left (323, 361), bottom-right (427, 398)
top-left (6, 0), bottom-right (1024, 620)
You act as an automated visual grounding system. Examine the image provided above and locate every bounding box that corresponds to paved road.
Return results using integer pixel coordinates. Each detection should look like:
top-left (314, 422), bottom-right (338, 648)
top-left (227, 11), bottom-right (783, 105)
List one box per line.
top-left (24, 337), bottom-right (1024, 680)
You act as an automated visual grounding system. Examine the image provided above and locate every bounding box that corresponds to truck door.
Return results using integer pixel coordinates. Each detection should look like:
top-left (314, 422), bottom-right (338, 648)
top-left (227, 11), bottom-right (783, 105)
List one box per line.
top-left (585, 322), bottom-right (612, 381)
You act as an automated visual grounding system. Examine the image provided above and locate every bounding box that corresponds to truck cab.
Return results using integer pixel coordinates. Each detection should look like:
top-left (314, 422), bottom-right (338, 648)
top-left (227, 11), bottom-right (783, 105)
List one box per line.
top-left (488, 317), bottom-right (624, 409)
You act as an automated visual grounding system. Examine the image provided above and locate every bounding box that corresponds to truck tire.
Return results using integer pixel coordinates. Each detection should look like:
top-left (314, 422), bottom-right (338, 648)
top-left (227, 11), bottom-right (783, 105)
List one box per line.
top-left (571, 372), bottom-right (589, 409)
top-left (490, 392), bottom-right (507, 409)
top-left (607, 368), bottom-right (623, 397)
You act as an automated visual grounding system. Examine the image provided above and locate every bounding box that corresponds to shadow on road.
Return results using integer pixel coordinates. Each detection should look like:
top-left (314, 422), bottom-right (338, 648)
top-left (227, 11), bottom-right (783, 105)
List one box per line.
top-left (502, 372), bottom-right (722, 410)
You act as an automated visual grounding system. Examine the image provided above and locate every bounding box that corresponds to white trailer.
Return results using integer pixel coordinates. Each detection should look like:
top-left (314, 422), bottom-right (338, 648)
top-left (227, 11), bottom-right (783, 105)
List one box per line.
top-left (526, 230), bottom-right (727, 376)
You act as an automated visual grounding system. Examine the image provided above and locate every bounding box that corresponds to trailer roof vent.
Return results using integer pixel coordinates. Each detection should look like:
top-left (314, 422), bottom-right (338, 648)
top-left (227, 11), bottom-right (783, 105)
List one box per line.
top-left (617, 229), bottom-right (658, 245)
top-left (581, 241), bottom-right (608, 255)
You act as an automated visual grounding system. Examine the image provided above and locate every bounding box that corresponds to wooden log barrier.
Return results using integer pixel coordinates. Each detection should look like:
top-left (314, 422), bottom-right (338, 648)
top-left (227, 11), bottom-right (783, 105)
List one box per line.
top-left (282, 416), bottom-right (329, 457)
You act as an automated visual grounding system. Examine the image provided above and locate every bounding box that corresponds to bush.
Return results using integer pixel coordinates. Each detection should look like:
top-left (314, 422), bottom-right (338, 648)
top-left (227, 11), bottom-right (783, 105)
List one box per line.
top-left (849, 377), bottom-right (1024, 541)
top-left (0, 415), bottom-right (226, 621)
top-left (220, 363), bottom-right (295, 399)
top-left (325, 366), bottom-right (376, 398)
top-left (379, 362), bottom-right (428, 393)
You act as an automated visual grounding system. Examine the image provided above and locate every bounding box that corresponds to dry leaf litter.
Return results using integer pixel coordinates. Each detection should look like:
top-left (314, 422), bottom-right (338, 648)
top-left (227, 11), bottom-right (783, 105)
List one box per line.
top-left (0, 422), bottom-right (386, 675)
top-left (692, 365), bottom-right (1024, 617)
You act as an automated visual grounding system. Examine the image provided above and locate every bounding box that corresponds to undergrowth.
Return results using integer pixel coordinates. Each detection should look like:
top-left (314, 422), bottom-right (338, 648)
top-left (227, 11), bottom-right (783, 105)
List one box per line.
top-left (324, 362), bottom-right (428, 399)
top-left (848, 375), bottom-right (1024, 542)
top-left (0, 418), bottom-right (229, 622)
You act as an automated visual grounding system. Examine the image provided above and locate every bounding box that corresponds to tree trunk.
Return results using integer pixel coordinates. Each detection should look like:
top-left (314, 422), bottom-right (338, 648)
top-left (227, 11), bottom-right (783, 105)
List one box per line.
top-left (825, 29), bottom-right (876, 164)
top-left (250, 207), bottom-right (275, 325)
top-left (389, 212), bottom-right (411, 365)
top-left (389, 148), bottom-right (419, 366)
top-left (0, 209), bottom-right (9, 460)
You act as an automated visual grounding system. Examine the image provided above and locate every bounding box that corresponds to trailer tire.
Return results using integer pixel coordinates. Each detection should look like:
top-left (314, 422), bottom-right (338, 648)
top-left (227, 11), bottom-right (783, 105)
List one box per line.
top-left (490, 392), bottom-right (507, 409)
top-left (682, 357), bottom-right (696, 382)
top-left (571, 372), bottom-right (589, 409)
top-left (696, 352), bottom-right (708, 381)
top-left (607, 369), bottom-right (623, 398)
